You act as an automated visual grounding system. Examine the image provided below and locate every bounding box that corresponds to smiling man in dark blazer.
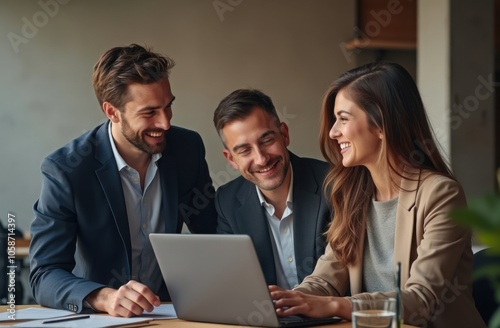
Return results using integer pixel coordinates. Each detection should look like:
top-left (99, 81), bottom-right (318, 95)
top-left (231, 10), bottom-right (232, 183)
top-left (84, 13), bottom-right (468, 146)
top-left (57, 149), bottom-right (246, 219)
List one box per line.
top-left (29, 44), bottom-right (217, 317)
top-left (213, 89), bottom-right (331, 289)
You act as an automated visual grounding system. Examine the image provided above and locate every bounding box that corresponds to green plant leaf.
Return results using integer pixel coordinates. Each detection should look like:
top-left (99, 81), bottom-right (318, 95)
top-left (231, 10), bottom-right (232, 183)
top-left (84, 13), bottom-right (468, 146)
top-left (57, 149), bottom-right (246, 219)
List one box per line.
top-left (489, 307), bottom-right (500, 328)
top-left (451, 169), bottom-right (500, 327)
top-left (451, 208), bottom-right (494, 230)
top-left (451, 194), bottom-right (500, 237)
top-left (474, 265), bottom-right (500, 281)
top-left (477, 233), bottom-right (500, 250)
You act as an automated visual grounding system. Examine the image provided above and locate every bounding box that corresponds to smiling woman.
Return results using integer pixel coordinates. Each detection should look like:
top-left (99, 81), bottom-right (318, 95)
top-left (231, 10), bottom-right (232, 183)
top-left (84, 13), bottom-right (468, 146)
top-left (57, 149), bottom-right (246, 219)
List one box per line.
top-left (329, 90), bottom-right (383, 171)
top-left (268, 62), bottom-right (487, 328)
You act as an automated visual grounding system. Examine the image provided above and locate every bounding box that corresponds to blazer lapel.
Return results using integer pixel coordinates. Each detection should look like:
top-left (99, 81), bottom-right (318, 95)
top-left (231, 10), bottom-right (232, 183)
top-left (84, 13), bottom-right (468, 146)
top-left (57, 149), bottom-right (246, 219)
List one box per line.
top-left (394, 206), bottom-right (414, 286)
top-left (291, 155), bottom-right (323, 281)
top-left (235, 183), bottom-right (277, 285)
top-left (394, 167), bottom-right (420, 286)
top-left (94, 121), bottom-right (132, 265)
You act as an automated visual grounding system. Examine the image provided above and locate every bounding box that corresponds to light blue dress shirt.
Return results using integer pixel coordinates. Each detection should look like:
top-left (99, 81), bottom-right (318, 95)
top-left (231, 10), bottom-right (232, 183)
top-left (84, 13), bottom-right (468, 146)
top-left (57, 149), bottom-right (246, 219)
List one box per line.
top-left (256, 166), bottom-right (298, 289)
top-left (108, 124), bottom-right (164, 294)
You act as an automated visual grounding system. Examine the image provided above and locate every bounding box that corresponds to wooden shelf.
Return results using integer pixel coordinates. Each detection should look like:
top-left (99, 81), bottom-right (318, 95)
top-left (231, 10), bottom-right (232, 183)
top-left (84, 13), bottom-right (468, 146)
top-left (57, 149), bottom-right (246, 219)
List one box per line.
top-left (348, 0), bottom-right (417, 52)
top-left (345, 38), bottom-right (417, 51)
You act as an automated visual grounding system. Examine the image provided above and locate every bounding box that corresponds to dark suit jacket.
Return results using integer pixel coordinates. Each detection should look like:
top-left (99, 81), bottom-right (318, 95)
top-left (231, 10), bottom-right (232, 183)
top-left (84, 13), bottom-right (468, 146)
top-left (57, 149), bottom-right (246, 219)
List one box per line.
top-left (215, 153), bottom-right (331, 286)
top-left (29, 121), bottom-right (217, 313)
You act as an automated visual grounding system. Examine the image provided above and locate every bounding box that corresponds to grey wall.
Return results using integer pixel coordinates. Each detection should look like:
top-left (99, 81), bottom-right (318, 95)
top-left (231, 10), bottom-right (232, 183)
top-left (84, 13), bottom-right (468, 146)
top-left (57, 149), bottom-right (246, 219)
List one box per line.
top-left (418, 0), bottom-right (496, 200)
top-left (449, 0), bottom-right (496, 198)
top-left (0, 0), bottom-right (355, 232)
top-left (1, 0), bottom-right (496, 234)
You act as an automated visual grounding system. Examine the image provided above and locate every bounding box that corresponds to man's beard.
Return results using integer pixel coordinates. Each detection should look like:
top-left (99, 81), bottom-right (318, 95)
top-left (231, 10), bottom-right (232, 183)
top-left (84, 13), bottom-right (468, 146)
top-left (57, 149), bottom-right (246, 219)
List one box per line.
top-left (121, 117), bottom-right (166, 154)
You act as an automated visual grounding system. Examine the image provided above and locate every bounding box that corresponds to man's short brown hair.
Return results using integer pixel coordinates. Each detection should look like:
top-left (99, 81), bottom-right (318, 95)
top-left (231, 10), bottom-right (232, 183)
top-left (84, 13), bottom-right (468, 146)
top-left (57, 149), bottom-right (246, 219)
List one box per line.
top-left (92, 44), bottom-right (175, 110)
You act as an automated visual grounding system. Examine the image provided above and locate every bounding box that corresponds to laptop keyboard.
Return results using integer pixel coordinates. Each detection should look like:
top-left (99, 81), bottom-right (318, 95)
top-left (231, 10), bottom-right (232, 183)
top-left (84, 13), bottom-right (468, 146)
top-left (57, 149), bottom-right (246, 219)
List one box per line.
top-left (278, 315), bottom-right (342, 327)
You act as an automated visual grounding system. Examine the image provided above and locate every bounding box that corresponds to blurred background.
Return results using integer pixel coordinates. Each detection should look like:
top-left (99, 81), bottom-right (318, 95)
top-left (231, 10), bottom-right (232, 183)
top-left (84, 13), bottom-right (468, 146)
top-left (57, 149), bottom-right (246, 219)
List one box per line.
top-left (0, 0), bottom-right (498, 303)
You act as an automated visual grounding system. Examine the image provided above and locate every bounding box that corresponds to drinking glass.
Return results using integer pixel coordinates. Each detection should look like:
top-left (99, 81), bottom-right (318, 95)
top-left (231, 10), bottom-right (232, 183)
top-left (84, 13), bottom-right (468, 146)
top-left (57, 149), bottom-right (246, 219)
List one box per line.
top-left (351, 298), bottom-right (396, 328)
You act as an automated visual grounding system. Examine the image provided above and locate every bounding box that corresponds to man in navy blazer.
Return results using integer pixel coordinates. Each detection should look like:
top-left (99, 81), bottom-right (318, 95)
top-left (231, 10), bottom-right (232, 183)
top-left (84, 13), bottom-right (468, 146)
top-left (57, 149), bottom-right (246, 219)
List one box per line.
top-left (213, 89), bottom-right (331, 289)
top-left (29, 44), bottom-right (217, 317)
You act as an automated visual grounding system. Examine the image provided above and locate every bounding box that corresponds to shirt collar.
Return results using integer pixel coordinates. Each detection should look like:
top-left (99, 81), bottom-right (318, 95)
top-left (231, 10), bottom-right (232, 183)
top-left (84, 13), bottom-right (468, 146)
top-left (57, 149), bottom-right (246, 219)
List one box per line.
top-left (107, 121), bottom-right (161, 171)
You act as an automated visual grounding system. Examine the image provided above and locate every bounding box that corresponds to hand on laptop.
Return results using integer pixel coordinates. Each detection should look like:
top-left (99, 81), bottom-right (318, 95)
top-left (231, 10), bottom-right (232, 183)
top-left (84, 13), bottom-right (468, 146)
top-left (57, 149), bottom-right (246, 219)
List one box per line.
top-left (85, 280), bottom-right (161, 317)
top-left (269, 285), bottom-right (351, 320)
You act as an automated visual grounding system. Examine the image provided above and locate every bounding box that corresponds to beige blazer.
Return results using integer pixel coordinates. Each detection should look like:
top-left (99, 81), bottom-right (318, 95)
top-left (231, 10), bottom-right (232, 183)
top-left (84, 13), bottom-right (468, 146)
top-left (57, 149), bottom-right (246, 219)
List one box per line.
top-left (294, 169), bottom-right (486, 328)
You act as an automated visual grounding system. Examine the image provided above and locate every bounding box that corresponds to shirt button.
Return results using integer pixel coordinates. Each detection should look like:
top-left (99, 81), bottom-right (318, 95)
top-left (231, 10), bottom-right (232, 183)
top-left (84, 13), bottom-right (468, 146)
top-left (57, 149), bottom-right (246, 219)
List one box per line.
top-left (288, 257), bottom-right (293, 262)
top-left (142, 224), bottom-right (148, 229)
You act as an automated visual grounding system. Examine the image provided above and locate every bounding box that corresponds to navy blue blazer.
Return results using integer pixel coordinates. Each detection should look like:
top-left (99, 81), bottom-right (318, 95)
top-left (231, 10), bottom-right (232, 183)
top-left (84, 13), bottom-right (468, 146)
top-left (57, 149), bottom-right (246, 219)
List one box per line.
top-left (215, 152), bottom-right (331, 286)
top-left (29, 121), bottom-right (217, 313)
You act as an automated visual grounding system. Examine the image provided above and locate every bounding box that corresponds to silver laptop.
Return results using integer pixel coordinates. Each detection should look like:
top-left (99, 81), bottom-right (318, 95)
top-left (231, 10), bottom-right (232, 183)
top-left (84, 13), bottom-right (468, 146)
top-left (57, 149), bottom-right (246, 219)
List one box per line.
top-left (149, 233), bottom-right (342, 327)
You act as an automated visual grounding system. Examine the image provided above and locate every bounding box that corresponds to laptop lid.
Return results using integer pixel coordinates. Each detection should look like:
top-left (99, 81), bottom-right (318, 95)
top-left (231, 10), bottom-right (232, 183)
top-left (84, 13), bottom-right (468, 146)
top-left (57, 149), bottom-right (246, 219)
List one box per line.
top-left (149, 233), bottom-right (341, 327)
top-left (150, 233), bottom-right (281, 326)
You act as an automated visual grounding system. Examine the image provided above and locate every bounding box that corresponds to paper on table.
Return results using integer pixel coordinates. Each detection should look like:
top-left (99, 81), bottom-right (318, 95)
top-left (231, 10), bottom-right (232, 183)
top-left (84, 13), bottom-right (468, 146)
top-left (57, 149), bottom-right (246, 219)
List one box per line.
top-left (3, 304), bottom-right (176, 327)
top-left (7, 304), bottom-right (176, 327)
top-left (13, 315), bottom-right (152, 328)
top-left (141, 303), bottom-right (177, 319)
top-left (0, 307), bottom-right (74, 321)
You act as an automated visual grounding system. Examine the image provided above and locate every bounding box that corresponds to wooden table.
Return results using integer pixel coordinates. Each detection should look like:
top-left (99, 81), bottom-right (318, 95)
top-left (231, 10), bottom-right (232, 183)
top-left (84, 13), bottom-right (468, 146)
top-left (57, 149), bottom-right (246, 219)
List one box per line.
top-left (14, 237), bottom-right (30, 259)
top-left (0, 304), bottom-right (418, 327)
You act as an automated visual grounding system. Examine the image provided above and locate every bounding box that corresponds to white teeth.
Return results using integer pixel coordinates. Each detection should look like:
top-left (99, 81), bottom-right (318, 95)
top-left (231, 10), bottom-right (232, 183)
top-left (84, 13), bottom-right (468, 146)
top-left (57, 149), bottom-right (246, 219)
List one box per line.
top-left (257, 163), bottom-right (276, 173)
top-left (340, 142), bottom-right (350, 150)
top-left (147, 132), bottom-right (163, 137)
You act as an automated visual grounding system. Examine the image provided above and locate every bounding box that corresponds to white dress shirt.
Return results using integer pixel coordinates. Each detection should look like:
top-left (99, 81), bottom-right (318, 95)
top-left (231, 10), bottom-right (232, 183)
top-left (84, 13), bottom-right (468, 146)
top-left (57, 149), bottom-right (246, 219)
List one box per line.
top-left (108, 124), bottom-right (164, 293)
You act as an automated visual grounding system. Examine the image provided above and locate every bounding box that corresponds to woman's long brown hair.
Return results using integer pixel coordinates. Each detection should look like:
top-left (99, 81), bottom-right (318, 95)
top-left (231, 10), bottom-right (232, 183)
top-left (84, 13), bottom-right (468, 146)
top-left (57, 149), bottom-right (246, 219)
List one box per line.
top-left (319, 62), bottom-right (454, 266)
